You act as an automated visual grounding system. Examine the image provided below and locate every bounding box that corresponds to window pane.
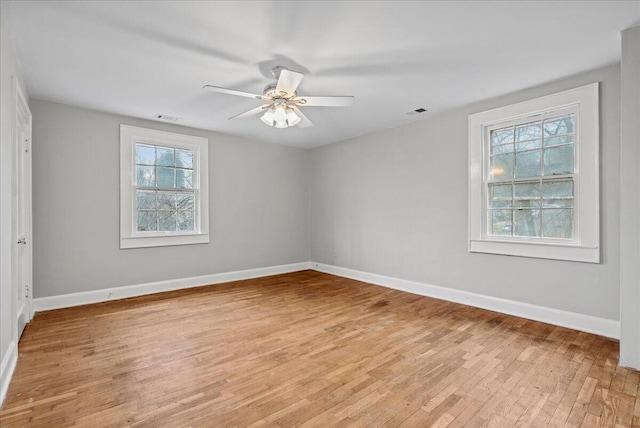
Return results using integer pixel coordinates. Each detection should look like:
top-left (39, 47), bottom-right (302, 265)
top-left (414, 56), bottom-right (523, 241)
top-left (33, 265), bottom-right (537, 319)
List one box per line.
top-left (157, 191), bottom-right (177, 210)
top-left (136, 165), bottom-right (155, 186)
top-left (543, 115), bottom-right (574, 137)
top-left (176, 150), bottom-right (194, 169)
top-left (514, 182), bottom-right (540, 199)
top-left (157, 147), bottom-right (175, 167)
top-left (158, 211), bottom-right (177, 231)
top-left (136, 190), bottom-right (156, 209)
top-left (137, 211), bottom-right (157, 232)
top-left (514, 199), bottom-right (541, 208)
top-left (543, 199), bottom-right (573, 208)
top-left (544, 135), bottom-right (574, 147)
top-left (544, 144), bottom-right (574, 175)
top-left (491, 154), bottom-right (513, 179)
top-left (135, 144), bottom-right (155, 165)
top-left (516, 139), bottom-right (542, 151)
top-left (542, 180), bottom-right (573, 198)
top-left (491, 209), bottom-right (512, 235)
top-left (177, 210), bottom-right (194, 231)
top-left (543, 209), bottom-right (573, 238)
top-left (515, 150), bottom-right (541, 178)
top-left (491, 183), bottom-right (512, 199)
top-left (177, 193), bottom-right (195, 210)
top-left (492, 143), bottom-right (513, 154)
top-left (491, 200), bottom-right (511, 209)
top-left (157, 167), bottom-right (176, 188)
top-left (514, 209), bottom-right (540, 237)
top-left (491, 128), bottom-right (514, 146)
top-left (177, 169), bottom-right (194, 189)
top-left (515, 123), bottom-right (542, 141)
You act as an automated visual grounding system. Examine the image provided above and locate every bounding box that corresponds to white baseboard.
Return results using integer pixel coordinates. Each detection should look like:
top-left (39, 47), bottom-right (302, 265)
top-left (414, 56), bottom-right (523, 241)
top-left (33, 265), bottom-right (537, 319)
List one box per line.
top-left (310, 262), bottom-right (620, 339)
top-left (34, 262), bottom-right (312, 312)
top-left (31, 260), bottom-right (620, 340)
top-left (0, 341), bottom-right (17, 406)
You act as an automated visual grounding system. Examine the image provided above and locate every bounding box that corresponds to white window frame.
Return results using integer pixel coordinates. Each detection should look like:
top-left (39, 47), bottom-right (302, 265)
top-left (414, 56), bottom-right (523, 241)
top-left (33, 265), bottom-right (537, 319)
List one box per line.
top-left (468, 83), bottom-right (599, 263)
top-left (120, 125), bottom-right (209, 249)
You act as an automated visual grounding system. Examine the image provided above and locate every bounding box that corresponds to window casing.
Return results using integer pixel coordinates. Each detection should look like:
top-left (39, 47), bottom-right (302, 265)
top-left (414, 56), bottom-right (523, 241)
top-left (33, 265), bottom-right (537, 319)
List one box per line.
top-left (120, 125), bottom-right (209, 249)
top-left (468, 83), bottom-right (599, 263)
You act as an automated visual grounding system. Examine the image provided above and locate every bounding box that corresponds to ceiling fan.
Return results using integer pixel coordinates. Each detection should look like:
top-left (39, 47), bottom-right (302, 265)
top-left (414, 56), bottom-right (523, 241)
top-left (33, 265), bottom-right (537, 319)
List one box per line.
top-left (203, 66), bottom-right (354, 129)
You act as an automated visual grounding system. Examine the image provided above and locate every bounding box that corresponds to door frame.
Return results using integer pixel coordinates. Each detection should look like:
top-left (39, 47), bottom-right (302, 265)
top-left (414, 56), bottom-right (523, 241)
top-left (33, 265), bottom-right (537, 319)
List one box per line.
top-left (12, 77), bottom-right (33, 338)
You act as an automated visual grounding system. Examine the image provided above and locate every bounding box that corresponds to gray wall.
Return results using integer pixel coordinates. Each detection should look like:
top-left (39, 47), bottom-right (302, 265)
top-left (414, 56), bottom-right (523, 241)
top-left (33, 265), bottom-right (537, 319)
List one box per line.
top-left (310, 64), bottom-right (620, 321)
top-left (30, 64), bottom-right (624, 322)
top-left (32, 100), bottom-right (309, 298)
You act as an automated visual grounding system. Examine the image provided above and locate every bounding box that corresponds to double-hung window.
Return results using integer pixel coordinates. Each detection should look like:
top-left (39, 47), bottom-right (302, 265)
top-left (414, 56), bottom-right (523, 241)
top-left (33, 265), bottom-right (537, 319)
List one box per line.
top-left (120, 125), bottom-right (209, 249)
top-left (468, 83), bottom-right (599, 263)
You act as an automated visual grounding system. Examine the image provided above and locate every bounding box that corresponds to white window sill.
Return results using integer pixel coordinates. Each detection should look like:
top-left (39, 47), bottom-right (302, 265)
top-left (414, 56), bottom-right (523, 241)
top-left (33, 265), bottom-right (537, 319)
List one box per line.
top-left (120, 233), bottom-right (209, 249)
top-left (469, 239), bottom-right (599, 263)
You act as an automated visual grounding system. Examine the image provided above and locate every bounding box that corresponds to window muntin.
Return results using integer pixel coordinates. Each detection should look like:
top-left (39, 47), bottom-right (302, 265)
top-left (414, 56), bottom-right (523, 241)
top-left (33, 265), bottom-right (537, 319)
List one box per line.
top-left (486, 110), bottom-right (576, 240)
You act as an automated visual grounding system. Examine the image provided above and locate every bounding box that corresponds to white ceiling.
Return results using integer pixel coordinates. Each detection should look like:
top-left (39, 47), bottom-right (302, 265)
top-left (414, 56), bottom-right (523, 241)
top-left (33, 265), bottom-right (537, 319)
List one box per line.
top-left (2, 1), bottom-right (639, 148)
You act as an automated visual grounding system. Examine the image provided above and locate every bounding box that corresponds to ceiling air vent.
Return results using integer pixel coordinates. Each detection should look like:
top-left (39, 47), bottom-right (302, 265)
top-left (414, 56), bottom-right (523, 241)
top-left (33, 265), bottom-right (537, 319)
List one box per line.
top-left (154, 114), bottom-right (181, 122)
top-left (406, 108), bottom-right (427, 116)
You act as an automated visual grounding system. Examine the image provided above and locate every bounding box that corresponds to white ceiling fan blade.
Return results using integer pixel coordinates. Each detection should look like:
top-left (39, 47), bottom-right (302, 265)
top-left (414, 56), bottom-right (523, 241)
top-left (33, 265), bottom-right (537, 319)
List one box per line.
top-left (290, 105), bottom-right (313, 128)
top-left (275, 70), bottom-right (304, 97)
top-left (229, 104), bottom-right (271, 120)
top-left (203, 85), bottom-right (266, 100)
top-left (294, 96), bottom-right (354, 107)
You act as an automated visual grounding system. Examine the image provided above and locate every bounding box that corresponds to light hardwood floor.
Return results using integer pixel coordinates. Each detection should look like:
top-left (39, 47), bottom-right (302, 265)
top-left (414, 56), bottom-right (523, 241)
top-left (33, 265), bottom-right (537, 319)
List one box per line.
top-left (1, 270), bottom-right (638, 427)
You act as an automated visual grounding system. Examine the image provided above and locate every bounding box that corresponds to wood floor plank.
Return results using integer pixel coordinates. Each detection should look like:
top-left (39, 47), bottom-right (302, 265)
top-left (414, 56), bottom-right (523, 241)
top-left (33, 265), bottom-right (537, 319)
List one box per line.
top-left (0, 270), bottom-right (638, 427)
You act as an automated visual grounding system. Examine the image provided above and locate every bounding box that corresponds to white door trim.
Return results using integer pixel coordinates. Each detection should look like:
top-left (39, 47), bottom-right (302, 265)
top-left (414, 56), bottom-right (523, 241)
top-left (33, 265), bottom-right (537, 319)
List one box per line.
top-left (12, 78), bottom-right (33, 340)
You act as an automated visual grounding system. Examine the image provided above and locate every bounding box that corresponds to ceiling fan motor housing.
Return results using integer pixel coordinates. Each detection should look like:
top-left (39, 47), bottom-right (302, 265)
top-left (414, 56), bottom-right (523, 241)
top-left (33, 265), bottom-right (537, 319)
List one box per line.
top-left (271, 65), bottom-right (287, 79)
top-left (263, 83), bottom-right (278, 98)
top-left (263, 82), bottom-right (296, 100)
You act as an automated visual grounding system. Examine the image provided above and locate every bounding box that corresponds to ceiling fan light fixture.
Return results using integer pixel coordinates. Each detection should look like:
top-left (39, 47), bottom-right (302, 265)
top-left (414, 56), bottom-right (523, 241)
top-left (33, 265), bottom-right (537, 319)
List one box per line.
top-left (261, 102), bottom-right (301, 129)
top-left (273, 118), bottom-right (288, 128)
top-left (261, 108), bottom-right (275, 126)
top-left (273, 104), bottom-right (287, 122)
top-left (286, 109), bottom-right (301, 126)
